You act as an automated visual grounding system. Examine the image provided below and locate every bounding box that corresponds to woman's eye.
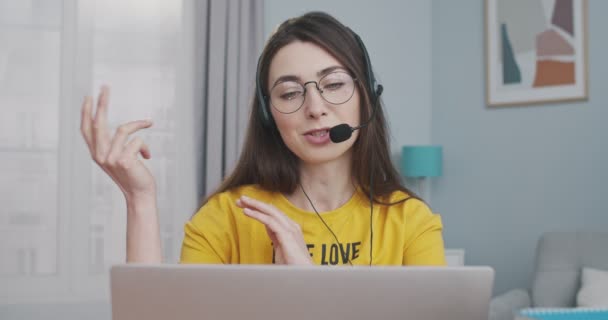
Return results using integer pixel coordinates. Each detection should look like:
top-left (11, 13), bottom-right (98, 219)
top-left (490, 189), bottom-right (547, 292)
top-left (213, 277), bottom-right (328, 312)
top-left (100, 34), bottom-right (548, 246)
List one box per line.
top-left (323, 82), bottom-right (344, 90)
top-left (280, 91), bottom-right (301, 100)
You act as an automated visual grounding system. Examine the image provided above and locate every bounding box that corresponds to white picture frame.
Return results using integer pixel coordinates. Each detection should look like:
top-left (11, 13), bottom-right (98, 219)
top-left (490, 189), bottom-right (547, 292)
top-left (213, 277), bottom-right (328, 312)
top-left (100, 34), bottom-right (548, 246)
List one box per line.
top-left (486, 0), bottom-right (588, 107)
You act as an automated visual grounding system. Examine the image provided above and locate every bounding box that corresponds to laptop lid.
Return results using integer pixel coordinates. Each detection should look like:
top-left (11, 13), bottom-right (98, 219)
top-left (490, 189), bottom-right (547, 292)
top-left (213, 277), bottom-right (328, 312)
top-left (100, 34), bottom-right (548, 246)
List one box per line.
top-left (111, 264), bottom-right (494, 320)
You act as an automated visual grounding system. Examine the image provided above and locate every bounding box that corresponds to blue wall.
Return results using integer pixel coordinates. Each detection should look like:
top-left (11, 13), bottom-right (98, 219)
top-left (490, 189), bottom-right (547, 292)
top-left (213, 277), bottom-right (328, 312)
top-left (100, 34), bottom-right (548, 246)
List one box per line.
top-left (431, 0), bottom-right (608, 294)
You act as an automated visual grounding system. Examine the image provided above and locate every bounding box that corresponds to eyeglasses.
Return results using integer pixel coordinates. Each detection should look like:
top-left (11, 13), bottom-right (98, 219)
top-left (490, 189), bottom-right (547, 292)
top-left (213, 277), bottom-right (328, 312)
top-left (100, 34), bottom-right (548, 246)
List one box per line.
top-left (269, 71), bottom-right (357, 114)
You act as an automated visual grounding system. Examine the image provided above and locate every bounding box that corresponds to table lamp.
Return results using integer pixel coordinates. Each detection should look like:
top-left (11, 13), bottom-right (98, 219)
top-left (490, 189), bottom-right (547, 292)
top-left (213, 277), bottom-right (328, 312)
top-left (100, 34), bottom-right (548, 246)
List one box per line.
top-left (401, 145), bottom-right (442, 203)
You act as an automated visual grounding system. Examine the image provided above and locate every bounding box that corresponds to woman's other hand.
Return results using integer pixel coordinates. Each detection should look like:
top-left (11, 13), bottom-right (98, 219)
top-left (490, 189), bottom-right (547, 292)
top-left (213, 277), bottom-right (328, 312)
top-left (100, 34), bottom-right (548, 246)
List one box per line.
top-left (236, 196), bottom-right (313, 265)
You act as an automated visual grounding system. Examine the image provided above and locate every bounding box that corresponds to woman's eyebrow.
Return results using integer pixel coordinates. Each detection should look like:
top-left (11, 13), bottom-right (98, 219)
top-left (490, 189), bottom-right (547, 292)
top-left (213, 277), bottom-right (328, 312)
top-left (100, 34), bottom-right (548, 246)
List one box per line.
top-left (272, 75), bottom-right (301, 87)
top-left (272, 65), bottom-right (347, 87)
top-left (317, 65), bottom-right (346, 77)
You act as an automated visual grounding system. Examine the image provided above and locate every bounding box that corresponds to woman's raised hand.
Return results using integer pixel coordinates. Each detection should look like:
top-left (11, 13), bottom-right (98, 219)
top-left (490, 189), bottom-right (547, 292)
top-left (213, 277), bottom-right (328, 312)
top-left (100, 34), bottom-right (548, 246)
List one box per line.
top-left (80, 86), bottom-right (156, 202)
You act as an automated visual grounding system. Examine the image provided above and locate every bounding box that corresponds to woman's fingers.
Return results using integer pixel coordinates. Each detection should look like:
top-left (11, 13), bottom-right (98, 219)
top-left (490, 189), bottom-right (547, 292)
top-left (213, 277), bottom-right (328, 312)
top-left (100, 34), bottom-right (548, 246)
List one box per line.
top-left (243, 208), bottom-right (284, 234)
top-left (243, 208), bottom-right (298, 255)
top-left (242, 206), bottom-right (293, 243)
top-left (140, 142), bottom-right (151, 159)
top-left (80, 96), bottom-right (94, 148)
top-left (237, 196), bottom-right (293, 229)
top-left (123, 136), bottom-right (151, 162)
top-left (92, 86), bottom-right (111, 160)
top-left (81, 85), bottom-right (153, 166)
top-left (107, 120), bottom-right (153, 164)
top-left (79, 86), bottom-right (158, 202)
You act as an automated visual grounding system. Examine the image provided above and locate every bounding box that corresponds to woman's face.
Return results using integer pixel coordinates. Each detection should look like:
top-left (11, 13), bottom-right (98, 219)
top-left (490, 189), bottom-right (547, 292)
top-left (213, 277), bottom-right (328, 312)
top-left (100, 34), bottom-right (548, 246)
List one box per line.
top-left (267, 40), bottom-right (361, 165)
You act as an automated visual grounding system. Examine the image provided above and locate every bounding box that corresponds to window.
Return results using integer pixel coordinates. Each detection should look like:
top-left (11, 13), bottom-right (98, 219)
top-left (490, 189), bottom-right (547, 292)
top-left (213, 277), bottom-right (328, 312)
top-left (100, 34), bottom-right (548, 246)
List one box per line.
top-left (1, 0), bottom-right (194, 304)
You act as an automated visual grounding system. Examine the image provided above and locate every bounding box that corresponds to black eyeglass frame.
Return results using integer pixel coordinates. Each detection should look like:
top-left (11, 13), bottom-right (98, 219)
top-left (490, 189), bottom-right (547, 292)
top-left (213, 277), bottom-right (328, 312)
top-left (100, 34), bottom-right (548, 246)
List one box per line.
top-left (268, 71), bottom-right (359, 114)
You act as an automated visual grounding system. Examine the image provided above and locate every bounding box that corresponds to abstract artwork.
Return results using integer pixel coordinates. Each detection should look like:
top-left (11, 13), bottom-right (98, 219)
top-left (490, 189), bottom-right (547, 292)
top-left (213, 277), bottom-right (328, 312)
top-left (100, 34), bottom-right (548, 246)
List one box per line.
top-left (486, 0), bottom-right (588, 106)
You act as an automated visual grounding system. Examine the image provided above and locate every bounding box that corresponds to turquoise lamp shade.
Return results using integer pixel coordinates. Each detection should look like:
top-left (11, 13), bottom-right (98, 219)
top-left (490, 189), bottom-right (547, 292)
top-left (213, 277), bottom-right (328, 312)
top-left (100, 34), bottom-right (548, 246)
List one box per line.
top-left (401, 145), bottom-right (443, 178)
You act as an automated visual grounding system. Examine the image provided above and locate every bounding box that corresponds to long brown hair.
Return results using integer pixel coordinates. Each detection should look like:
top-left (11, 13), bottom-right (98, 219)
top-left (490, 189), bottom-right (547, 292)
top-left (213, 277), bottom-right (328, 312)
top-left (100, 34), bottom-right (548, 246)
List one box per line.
top-left (205, 11), bottom-right (418, 205)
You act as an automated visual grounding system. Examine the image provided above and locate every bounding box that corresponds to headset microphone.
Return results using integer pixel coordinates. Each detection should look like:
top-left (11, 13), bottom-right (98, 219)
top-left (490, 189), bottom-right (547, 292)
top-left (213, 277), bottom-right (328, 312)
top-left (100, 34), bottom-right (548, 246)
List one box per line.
top-left (329, 84), bottom-right (383, 143)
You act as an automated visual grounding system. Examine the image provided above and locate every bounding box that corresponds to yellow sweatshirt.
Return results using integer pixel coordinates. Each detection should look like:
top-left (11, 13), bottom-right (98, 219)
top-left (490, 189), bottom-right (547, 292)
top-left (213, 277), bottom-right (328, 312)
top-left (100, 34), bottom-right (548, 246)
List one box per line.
top-left (180, 184), bottom-right (446, 266)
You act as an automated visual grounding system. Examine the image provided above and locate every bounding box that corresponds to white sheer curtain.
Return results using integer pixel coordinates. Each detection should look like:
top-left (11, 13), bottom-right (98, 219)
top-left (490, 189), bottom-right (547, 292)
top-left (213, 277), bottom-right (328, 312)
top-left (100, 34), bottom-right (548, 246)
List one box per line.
top-left (0, 0), bottom-right (263, 318)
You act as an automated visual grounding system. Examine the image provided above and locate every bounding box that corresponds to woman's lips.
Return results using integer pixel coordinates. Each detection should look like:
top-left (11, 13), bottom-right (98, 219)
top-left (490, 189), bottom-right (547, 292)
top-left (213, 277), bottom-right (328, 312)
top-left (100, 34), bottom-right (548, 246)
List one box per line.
top-left (303, 128), bottom-right (331, 145)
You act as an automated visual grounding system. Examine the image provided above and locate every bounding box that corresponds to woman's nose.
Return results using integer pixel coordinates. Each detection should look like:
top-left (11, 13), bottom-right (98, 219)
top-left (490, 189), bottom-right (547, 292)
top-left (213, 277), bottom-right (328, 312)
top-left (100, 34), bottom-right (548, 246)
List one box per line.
top-left (302, 82), bottom-right (327, 119)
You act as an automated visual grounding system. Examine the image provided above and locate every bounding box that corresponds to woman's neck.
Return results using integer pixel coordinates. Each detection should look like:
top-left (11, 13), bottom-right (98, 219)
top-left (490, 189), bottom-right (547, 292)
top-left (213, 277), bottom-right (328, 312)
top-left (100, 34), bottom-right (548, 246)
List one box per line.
top-left (286, 157), bottom-right (356, 213)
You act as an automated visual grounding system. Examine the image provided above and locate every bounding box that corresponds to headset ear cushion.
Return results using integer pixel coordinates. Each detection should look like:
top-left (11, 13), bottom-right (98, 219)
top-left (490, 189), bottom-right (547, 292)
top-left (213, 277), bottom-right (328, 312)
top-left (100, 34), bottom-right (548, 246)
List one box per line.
top-left (258, 97), bottom-right (274, 128)
top-left (375, 84), bottom-right (384, 98)
top-left (260, 101), bottom-right (270, 127)
top-left (255, 52), bottom-right (273, 128)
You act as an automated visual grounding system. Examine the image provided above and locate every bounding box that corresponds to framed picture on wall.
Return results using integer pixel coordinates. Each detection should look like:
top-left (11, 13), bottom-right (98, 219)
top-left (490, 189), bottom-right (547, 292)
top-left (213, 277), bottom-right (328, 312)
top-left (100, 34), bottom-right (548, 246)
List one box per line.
top-left (485, 0), bottom-right (588, 107)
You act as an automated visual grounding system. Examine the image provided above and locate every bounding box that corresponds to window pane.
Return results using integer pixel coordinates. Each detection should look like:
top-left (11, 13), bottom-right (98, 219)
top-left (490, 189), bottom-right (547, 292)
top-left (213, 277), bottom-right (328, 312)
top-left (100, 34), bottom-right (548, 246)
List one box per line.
top-left (0, 0), bottom-right (62, 28)
top-left (0, 0), bottom-right (61, 276)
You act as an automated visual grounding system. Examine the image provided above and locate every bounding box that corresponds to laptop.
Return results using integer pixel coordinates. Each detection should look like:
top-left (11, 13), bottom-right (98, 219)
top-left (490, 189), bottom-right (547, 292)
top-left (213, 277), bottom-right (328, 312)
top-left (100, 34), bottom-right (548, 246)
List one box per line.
top-left (110, 264), bottom-right (494, 320)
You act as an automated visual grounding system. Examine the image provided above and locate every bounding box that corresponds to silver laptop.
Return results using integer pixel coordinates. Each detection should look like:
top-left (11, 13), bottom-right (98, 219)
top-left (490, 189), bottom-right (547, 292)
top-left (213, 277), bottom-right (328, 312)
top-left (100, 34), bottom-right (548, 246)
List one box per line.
top-left (110, 264), bottom-right (494, 320)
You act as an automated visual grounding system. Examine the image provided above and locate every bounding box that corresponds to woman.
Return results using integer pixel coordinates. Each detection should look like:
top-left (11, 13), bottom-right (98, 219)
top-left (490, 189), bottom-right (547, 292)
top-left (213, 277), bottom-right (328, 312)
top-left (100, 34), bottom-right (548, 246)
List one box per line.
top-left (80, 12), bottom-right (446, 266)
